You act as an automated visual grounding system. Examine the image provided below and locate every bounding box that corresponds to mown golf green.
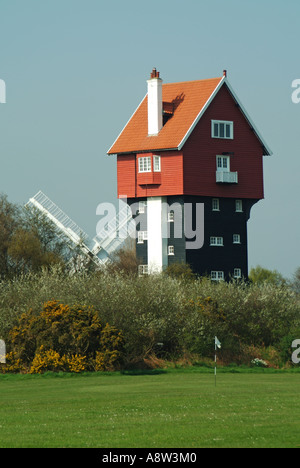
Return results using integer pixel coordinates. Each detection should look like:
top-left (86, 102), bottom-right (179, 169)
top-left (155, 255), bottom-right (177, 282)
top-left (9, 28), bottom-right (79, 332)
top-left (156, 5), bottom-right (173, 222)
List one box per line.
top-left (0, 369), bottom-right (299, 448)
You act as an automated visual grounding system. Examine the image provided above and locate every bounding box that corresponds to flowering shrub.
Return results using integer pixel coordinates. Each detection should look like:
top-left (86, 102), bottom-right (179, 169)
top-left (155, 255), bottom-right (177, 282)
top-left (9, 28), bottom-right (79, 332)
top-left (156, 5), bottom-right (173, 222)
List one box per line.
top-left (0, 268), bottom-right (299, 368)
top-left (3, 300), bottom-right (125, 373)
top-left (30, 346), bottom-right (87, 373)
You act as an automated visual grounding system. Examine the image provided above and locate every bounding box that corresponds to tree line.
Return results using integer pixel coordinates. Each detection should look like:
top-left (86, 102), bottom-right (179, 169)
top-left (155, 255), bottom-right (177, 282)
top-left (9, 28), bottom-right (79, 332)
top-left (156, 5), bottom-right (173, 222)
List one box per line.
top-left (1, 192), bottom-right (300, 290)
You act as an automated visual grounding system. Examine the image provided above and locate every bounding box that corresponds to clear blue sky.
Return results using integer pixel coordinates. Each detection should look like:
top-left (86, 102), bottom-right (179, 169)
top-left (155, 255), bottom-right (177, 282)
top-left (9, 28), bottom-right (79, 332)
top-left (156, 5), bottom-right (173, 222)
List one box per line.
top-left (0, 0), bottom-right (299, 278)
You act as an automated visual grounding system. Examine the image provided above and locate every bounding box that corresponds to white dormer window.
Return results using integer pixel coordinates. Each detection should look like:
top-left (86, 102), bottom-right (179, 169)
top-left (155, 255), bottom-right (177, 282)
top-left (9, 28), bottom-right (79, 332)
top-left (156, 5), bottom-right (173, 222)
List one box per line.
top-left (138, 157), bottom-right (151, 173)
top-left (212, 120), bottom-right (234, 139)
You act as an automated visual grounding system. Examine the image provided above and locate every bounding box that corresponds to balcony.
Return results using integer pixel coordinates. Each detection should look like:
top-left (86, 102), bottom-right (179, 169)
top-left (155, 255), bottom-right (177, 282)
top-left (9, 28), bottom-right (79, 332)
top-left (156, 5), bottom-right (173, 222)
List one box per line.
top-left (216, 171), bottom-right (238, 184)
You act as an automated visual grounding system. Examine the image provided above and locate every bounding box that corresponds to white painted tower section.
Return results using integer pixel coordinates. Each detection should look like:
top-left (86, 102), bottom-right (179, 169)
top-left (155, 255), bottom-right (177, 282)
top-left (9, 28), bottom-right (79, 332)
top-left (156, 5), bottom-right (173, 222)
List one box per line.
top-left (147, 197), bottom-right (168, 273)
top-left (147, 68), bottom-right (163, 136)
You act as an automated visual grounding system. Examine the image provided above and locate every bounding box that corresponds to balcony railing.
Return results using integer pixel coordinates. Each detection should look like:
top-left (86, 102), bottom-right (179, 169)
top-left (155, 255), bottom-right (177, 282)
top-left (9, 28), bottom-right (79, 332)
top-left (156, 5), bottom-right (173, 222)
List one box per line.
top-left (216, 171), bottom-right (238, 184)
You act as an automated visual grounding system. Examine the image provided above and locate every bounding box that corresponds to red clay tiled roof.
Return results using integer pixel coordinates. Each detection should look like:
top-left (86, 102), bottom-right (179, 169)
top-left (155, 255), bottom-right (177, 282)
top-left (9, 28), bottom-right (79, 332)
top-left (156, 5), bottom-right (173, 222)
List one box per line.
top-left (107, 77), bottom-right (224, 154)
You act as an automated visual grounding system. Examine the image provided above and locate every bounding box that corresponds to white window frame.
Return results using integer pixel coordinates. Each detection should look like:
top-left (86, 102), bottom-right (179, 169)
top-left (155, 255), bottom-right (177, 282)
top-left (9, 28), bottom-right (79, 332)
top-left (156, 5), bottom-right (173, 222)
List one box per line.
top-left (137, 231), bottom-right (148, 244)
top-left (211, 271), bottom-right (224, 281)
top-left (233, 268), bottom-right (242, 279)
top-left (210, 236), bottom-right (224, 246)
top-left (153, 155), bottom-right (161, 172)
top-left (235, 200), bottom-right (243, 212)
top-left (216, 155), bottom-right (230, 172)
top-left (233, 234), bottom-right (241, 244)
top-left (168, 245), bottom-right (175, 256)
top-left (211, 120), bottom-right (234, 139)
top-left (138, 156), bottom-right (151, 173)
top-left (138, 264), bottom-right (149, 276)
top-left (212, 198), bottom-right (220, 211)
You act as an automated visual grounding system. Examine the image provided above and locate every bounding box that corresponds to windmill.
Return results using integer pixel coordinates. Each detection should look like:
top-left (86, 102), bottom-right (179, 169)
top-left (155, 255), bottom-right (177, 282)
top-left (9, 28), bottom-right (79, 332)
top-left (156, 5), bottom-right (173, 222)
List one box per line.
top-left (26, 191), bottom-right (135, 269)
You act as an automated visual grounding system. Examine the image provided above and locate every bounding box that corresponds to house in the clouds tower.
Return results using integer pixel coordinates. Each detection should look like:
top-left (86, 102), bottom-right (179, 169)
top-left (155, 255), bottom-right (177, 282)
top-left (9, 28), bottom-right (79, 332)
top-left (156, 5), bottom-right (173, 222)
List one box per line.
top-left (107, 69), bottom-right (272, 280)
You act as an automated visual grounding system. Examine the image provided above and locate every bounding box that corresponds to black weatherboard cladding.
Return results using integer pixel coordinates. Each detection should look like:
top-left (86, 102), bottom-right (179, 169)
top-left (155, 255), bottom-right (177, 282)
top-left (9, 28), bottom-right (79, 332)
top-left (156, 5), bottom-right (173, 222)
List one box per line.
top-left (128, 196), bottom-right (258, 280)
top-left (183, 195), bottom-right (258, 280)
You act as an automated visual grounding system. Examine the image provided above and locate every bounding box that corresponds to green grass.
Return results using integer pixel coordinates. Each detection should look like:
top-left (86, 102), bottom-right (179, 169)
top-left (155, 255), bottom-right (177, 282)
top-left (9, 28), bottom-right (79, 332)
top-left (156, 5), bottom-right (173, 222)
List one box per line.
top-left (0, 369), bottom-right (300, 448)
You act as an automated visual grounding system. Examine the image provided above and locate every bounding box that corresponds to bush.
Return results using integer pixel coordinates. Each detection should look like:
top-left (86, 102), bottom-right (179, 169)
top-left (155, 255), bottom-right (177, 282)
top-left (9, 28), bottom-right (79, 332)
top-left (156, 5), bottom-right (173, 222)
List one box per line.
top-left (0, 268), bottom-right (300, 369)
top-left (2, 300), bottom-right (125, 373)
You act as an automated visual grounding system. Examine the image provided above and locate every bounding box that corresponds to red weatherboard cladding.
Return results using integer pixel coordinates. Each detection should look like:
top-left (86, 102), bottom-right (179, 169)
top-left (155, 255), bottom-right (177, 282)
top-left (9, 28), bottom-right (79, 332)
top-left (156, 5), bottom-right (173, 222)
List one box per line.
top-left (117, 154), bottom-right (136, 198)
top-left (182, 85), bottom-right (264, 199)
top-left (136, 151), bottom-right (183, 197)
top-left (117, 151), bottom-right (183, 198)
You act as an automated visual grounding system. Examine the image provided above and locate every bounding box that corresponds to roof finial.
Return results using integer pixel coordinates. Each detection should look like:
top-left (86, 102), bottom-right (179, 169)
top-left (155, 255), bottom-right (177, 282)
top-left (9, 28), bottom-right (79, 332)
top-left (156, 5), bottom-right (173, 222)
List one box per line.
top-left (223, 69), bottom-right (227, 77)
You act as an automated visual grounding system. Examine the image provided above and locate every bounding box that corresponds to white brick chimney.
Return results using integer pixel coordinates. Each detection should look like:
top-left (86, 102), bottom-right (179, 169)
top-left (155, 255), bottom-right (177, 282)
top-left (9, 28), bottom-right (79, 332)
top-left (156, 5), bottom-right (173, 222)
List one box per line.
top-left (147, 68), bottom-right (163, 136)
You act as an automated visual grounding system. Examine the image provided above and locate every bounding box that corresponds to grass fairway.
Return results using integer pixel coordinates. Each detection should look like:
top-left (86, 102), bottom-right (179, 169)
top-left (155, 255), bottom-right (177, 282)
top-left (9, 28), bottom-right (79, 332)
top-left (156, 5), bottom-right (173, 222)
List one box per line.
top-left (0, 369), bottom-right (299, 448)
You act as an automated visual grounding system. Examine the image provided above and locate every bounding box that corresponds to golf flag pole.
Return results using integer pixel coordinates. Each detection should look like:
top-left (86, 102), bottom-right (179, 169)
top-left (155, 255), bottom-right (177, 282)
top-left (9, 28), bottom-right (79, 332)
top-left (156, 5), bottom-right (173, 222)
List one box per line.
top-left (214, 336), bottom-right (221, 386)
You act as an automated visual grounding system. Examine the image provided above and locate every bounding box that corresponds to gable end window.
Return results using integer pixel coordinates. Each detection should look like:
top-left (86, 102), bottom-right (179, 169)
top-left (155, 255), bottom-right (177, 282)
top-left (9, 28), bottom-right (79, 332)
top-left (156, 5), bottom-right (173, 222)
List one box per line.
top-left (212, 120), bottom-right (233, 139)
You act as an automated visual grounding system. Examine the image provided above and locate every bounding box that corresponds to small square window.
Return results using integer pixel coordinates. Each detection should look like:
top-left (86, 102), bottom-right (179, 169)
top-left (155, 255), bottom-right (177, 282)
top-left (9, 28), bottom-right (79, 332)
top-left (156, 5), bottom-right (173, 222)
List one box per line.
top-left (168, 211), bottom-right (174, 222)
top-left (137, 231), bottom-right (148, 244)
top-left (138, 265), bottom-right (149, 276)
top-left (212, 198), bottom-right (220, 211)
top-left (168, 245), bottom-right (174, 256)
top-left (235, 200), bottom-right (243, 212)
top-left (233, 234), bottom-right (241, 244)
top-left (234, 268), bottom-right (242, 279)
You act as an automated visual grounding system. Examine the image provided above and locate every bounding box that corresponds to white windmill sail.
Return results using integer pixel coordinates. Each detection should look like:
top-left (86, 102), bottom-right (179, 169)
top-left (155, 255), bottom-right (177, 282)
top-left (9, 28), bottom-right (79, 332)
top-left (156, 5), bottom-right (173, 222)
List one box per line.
top-left (26, 191), bottom-right (135, 268)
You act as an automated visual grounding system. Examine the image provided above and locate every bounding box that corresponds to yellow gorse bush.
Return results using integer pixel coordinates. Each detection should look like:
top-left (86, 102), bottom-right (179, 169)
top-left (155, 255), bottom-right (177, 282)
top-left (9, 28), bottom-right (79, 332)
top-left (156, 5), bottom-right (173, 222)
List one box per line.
top-left (3, 300), bottom-right (125, 374)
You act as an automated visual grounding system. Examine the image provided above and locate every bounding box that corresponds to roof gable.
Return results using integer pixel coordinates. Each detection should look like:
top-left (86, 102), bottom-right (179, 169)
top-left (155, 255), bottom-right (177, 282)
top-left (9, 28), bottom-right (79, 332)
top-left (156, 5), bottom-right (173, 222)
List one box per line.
top-left (107, 75), bottom-right (272, 156)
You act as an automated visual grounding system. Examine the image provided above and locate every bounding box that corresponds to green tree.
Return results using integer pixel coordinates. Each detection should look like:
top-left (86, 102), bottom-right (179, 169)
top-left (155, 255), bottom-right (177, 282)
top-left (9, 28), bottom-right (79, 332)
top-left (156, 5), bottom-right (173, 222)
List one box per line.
top-left (164, 262), bottom-right (195, 281)
top-left (107, 238), bottom-right (139, 275)
top-left (249, 265), bottom-right (286, 286)
top-left (0, 193), bottom-right (21, 278)
top-left (0, 193), bottom-right (72, 278)
top-left (291, 267), bottom-right (300, 294)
